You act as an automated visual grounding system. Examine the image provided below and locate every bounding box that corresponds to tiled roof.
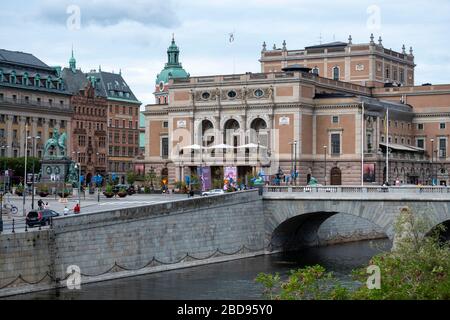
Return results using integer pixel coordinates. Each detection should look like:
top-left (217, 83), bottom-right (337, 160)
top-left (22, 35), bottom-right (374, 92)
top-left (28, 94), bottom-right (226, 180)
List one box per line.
top-left (61, 68), bottom-right (106, 97)
top-left (87, 71), bottom-right (140, 103)
top-left (0, 49), bottom-right (51, 70)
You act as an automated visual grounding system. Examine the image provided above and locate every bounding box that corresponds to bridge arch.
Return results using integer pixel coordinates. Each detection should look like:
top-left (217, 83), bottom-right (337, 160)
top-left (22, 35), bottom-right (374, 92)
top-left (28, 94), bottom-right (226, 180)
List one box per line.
top-left (263, 194), bottom-right (450, 251)
top-left (269, 211), bottom-right (387, 251)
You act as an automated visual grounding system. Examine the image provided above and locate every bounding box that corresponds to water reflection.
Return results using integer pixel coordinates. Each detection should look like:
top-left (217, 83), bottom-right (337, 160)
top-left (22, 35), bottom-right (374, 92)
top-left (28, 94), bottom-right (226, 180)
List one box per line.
top-left (8, 239), bottom-right (391, 300)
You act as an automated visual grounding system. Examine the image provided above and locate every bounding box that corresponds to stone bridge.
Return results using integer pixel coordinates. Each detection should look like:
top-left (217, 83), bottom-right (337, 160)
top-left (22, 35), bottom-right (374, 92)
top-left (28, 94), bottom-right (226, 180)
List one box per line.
top-left (263, 186), bottom-right (450, 250)
top-left (2, 186), bottom-right (450, 297)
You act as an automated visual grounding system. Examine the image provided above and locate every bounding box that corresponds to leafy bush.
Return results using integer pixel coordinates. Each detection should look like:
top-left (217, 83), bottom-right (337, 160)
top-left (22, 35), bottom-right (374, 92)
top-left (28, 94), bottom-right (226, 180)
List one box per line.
top-left (105, 184), bottom-right (114, 194)
top-left (256, 207), bottom-right (450, 300)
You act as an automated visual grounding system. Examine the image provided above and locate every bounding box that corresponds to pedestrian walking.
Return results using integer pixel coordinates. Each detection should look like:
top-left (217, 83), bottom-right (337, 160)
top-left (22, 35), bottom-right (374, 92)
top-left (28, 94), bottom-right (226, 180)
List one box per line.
top-left (37, 199), bottom-right (44, 210)
top-left (63, 206), bottom-right (70, 215)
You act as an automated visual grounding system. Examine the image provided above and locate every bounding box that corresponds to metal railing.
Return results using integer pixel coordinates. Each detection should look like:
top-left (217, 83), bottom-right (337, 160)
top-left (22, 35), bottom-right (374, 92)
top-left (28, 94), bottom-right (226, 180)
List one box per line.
top-left (264, 185), bottom-right (450, 194)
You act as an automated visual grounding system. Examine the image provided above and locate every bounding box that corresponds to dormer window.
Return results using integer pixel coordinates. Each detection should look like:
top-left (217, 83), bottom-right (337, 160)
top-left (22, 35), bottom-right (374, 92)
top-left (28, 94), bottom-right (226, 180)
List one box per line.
top-left (10, 71), bottom-right (16, 84)
top-left (22, 73), bottom-right (29, 86)
top-left (34, 75), bottom-right (41, 87)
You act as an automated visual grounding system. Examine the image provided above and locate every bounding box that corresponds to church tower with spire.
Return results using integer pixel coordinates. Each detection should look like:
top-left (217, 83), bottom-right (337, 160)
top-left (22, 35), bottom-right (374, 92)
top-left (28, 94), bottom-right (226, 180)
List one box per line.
top-left (69, 47), bottom-right (77, 73)
top-left (154, 35), bottom-right (190, 104)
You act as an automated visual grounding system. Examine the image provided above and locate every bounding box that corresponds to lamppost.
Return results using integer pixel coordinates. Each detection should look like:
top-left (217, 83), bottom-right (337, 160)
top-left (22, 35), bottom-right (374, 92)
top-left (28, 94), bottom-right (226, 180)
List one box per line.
top-left (1, 145), bottom-right (9, 193)
top-left (324, 145), bottom-right (328, 186)
top-left (431, 138), bottom-right (434, 185)
top-left (288, 140), bottom-right (298, 185)
top-left (294, 141), bottom-right (298, 185)
top-left (72, 151), bottom-right (81, 205)
top-left (75, 162), bottom-right (82, 208)
top-left (289, 141), bottom-right (294, 184)
top-left (28, 135), bottom-right (40, 210)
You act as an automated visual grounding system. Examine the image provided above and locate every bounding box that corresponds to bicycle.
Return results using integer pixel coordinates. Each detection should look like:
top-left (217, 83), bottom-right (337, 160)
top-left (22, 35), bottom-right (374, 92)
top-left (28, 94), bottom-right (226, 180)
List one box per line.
top-left (2, 194), bottom-right (18, 215)
top-left (3, 203), bottom-right (18, 214)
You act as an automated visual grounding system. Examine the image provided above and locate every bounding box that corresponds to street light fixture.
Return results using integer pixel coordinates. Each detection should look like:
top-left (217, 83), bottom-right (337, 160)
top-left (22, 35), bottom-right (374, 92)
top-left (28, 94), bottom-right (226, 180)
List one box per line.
top-left (431, 138), bottom-right (434, 185)
top-left (0, 145), bottom-right (8, 233)
top-left (72, 151), bottom-right (81, 205)
top-left (28, 136), bottom-right (40, 210)
top-left (74, 162), bottom-right (82, 209)
top-left (1, 145), bottom-right (9, 193)
top-left (324, 145), bottom-right (328, 186)
top-left (288, 140), bottom-right (298, 185)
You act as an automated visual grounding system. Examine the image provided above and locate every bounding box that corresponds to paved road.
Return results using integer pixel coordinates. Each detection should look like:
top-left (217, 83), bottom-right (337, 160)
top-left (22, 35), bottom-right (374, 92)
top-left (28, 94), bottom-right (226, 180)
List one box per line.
top-left (0, 193), bottom-right (189, 234)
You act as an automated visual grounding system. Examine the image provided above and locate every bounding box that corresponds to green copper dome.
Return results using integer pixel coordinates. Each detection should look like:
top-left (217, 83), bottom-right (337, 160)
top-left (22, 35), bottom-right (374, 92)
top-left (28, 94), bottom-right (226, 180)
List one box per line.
top-left (156, 36), bottom-right (189, 84)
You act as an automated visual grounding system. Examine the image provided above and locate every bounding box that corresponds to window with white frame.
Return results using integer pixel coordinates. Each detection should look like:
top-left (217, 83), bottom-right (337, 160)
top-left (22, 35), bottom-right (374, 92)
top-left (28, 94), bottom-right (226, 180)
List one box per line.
top-left (332, 116), bottom-right (339, 124)
top-left (330, 133), bottom-right (341, 155)
top-left (332, 67), bottom-right (340, 81)
top-left (439, 137), bottom-right (446, 158)
top-left (161, 136), bottom-right (169, 159)
top-left (416, 138), bottom-right (425, 149)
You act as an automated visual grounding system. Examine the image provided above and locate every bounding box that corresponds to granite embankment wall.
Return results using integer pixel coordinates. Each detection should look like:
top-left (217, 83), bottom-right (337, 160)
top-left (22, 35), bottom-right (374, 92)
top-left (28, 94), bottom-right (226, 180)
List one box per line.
top-left (0, 190), bottom-right (265, 297)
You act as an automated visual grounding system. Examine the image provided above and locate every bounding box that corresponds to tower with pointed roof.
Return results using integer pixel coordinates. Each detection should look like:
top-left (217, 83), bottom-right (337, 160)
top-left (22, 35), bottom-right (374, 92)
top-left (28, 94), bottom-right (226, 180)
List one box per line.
top-left (155, 36), bottom-right (189, 104)
top-left (69, 47), bottom-right (76, 73)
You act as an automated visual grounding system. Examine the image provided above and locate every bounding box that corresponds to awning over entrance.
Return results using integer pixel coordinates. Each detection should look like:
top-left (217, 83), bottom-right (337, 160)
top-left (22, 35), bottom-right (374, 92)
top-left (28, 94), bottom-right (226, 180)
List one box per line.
top-left (380, 143), bottom-right (424, 153)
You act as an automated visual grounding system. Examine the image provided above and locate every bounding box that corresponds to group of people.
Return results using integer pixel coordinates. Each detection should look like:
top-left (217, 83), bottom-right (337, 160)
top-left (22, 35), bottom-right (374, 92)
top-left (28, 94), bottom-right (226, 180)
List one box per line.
top-left (37, 199), bottom-right (50, 210)
top-left (38, 199), bottom-right (80, 215)
top-left (63, 203), bottom-right (80, 215)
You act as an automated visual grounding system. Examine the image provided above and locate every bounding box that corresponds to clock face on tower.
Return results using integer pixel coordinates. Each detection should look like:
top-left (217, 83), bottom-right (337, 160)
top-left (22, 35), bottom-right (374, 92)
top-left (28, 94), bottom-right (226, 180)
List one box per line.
top-left (159, 81), bottom-right (165, 92)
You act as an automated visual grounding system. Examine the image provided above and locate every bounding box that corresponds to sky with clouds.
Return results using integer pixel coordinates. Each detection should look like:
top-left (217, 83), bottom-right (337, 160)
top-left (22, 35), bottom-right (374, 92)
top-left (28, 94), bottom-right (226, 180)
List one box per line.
top-left (1, 0), bottom-right (449, 107)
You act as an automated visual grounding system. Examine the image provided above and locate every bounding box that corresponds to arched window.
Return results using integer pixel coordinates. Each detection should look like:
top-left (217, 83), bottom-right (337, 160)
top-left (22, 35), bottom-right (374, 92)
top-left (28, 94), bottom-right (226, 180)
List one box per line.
top-left (332, 66), bottom-right (339, 80)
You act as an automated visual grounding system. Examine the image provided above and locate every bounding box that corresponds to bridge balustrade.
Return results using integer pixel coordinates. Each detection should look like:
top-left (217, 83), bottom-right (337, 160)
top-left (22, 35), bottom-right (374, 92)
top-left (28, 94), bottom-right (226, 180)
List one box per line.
top-left (264, 185), bottom-right (450, 194)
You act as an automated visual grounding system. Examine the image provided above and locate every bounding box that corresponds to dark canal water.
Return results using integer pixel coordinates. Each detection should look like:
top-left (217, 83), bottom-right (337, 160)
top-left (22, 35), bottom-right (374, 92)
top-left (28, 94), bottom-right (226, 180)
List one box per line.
top-left (10, 239), bottom-right (391, 300)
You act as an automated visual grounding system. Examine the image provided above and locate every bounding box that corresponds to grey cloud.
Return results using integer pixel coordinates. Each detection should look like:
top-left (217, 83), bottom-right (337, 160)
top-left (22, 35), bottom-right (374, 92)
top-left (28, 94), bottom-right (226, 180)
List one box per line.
top-left (37, 0), bottom-right (180, 28)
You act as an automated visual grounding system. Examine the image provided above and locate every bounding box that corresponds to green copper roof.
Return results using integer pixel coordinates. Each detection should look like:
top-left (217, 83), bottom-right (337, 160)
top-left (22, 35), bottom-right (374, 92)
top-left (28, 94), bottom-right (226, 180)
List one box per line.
top-left (156, 36), bottom-right (189, 84)
top-left (69, 48), bottom-right (76, 72)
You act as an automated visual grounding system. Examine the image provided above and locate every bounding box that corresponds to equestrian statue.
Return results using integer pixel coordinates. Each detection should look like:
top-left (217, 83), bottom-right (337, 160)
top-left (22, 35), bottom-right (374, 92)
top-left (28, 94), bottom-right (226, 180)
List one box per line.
top-left (44, 128), bottom-right (67, 158)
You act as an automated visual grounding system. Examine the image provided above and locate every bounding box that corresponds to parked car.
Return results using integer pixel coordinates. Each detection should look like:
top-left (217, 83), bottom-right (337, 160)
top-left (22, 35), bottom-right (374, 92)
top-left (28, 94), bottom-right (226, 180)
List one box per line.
top-left (26, 209), bottom-right (60, 228)
top-left (202, 189), bottom-right (225, 196)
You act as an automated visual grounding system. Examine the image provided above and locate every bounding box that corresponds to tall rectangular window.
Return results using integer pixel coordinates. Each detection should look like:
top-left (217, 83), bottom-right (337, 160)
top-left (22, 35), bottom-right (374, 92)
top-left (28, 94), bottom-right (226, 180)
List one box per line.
top-left (161, 137), bottom-right (169, 159)
top-left (439, 138), bottom-right (446, 158)
top-left (331, 134), bottom-right (340, 155)
top-left (416, 138), bottom-right (424, 149)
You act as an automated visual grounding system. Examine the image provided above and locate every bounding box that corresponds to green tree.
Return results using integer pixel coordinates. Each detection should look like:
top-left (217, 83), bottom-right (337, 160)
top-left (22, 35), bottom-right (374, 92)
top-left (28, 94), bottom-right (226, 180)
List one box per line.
top-left (0, 157), bottom-right (41, 177)
top-left (126, 171), bottom-right (138, 185)
top-left (256, 207), bottom-right (450, 300)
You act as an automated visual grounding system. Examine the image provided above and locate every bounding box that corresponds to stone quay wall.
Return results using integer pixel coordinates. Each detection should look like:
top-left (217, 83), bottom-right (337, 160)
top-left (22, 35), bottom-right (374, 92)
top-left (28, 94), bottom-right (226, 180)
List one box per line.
top-left (0, 190), bottom-right (265, 297)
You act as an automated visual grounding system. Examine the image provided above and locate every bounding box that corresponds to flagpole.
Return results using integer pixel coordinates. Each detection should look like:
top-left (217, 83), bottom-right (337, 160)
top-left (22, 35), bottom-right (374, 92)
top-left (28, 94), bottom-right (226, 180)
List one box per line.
top-left (386, 108), bottom-right (389, 185)
top-left (23, 124), bottom-right (28, 216)
top-left (361, 102), bottom-right (364, 186)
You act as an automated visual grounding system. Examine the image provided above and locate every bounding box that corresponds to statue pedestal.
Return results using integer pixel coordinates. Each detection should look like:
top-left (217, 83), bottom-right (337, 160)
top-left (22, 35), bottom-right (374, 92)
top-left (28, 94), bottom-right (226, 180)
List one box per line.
top-left (40, 158), bottom-right (72, 183)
